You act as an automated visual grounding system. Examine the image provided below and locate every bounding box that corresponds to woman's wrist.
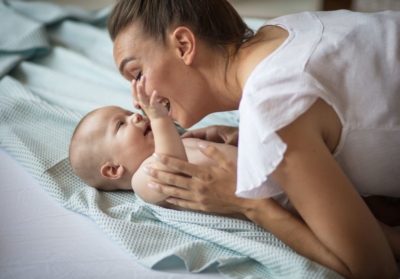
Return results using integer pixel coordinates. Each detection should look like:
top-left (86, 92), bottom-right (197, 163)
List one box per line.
top-left (241, 198), bottom-right (267, 221)
top-left (242, 198), bottom-right (291, 226)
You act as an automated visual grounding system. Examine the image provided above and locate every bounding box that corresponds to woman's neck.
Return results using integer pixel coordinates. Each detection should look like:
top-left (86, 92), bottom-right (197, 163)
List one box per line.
top-left (210, 25), bottom-right (290, 110)
top-left (194, 26), bottom-right (288, 112)
top-left (199, 46), bottom-right (244, 111)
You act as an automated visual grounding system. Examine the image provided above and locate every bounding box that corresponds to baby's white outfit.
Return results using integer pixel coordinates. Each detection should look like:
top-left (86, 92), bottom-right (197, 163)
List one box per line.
top-left (236, 10), bottom-right (400, 206)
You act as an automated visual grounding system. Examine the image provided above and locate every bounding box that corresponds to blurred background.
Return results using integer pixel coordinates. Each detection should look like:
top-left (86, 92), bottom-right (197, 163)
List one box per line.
top-left (22, 0), bottom-right (400, 17)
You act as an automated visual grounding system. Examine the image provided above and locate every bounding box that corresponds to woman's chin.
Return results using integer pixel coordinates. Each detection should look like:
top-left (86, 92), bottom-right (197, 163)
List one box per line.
top-left (178, 117), bottom-right (201, 129)
top-left (172, 108), bottom-right (203, 129)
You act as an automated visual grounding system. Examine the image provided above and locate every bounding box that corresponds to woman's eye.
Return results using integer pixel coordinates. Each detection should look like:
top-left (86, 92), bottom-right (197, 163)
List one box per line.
top-left (136, 71), bottom-right (142, 81)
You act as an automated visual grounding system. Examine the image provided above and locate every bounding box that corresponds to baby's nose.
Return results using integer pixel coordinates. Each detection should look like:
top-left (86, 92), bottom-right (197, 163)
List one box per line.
top-left (132, 113), bottom-right (143, 123)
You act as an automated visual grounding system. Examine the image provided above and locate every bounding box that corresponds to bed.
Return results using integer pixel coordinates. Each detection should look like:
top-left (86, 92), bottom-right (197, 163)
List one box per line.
top-left (0, 148), bottom-right (226, 279)
top-left (0, 1), bottom-right (343, 278)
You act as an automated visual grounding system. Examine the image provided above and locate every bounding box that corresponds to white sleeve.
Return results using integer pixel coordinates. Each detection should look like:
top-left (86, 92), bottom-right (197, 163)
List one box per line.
top-left (236, 69), bottom-right (319, 199)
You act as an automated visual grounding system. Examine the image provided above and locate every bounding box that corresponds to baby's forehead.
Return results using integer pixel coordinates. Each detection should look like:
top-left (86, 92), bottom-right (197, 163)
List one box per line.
top-left (79, 106), bottom-right (127, 137)
top-left (78, 110), bottom-right (108, 138)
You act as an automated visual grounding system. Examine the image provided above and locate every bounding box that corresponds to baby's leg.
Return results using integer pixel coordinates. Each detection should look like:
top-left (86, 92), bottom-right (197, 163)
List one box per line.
top-left (364, 196), bottom-right (400, 227)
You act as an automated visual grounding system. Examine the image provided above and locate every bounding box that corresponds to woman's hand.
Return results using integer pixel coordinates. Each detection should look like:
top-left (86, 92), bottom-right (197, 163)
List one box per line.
top-left (144, 143), bottom-right (251, 215)
top-left (181, 125), bottom-right (239, 146)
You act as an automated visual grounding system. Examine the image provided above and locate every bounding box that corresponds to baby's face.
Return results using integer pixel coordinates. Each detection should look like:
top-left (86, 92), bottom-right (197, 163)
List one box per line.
top-left (87, 106), bottom-right (154, 176)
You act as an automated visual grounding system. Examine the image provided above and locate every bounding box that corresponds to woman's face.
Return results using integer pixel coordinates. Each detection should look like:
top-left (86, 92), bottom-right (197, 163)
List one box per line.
top-left (113, 23), bottom-right (211, 128)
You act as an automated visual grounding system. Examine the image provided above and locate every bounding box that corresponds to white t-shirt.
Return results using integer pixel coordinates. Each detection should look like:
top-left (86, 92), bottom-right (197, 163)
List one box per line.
top-left (236, 10), bottom-right (400, 205)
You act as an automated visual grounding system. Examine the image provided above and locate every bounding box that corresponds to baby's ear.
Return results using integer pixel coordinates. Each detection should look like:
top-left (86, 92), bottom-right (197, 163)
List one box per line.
top-left (100, 163), bottom-right (124, 180)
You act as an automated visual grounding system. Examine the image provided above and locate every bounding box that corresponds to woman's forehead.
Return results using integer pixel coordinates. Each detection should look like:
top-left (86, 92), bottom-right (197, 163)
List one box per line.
top-left (113, 23), bottom-right (148, 52)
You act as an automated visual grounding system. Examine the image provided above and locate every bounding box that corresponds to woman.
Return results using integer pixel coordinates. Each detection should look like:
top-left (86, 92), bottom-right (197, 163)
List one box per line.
top-left (108, 0), bottom-right (400, 278)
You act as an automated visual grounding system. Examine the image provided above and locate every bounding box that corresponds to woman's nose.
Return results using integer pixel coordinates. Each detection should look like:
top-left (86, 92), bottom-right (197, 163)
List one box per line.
top-left (131, 113), bottom-right (142, 123)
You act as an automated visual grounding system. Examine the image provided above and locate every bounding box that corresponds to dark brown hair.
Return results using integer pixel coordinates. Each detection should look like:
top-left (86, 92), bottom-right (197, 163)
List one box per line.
top-left (108, 0), bottom-right (254, 55)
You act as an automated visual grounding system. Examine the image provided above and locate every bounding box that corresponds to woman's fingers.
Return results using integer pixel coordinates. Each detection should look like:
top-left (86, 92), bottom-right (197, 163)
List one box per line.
top-left (148, 149), bottom-right (242, 214)
top-left (152, 154), bottom-right (208, 180)
top-left (148, 181), bottom-right (193, 200)
top-left (181, 127), bottom-right (211, 140)
top-left (144, 165), bottom-right (193, 189)
top-left (165, 197), bottom-right (204, 211)
top-left (181, 125), bottom-right (239, 146)
top-left (197, 144), bottom-right (236, 172)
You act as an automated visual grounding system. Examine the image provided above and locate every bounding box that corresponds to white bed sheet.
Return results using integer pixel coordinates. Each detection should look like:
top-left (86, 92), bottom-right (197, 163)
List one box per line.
top-left (0, 148), bottom-right (223, 279)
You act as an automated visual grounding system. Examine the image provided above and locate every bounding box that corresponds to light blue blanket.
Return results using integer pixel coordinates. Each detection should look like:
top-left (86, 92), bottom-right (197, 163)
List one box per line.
top-left (0, 1), bottom-right (341, 278)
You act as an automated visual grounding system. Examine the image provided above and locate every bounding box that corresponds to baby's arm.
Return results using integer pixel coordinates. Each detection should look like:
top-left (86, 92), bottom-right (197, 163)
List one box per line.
top-left (131, 157), bottom-right (170, 205)
top-left (131, 77), bottom-right (187, 204)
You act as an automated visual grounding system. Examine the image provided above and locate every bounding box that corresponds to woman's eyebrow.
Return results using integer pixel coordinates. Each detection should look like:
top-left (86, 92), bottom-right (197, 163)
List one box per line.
top-left (119, 57), bottom-right (136, 74)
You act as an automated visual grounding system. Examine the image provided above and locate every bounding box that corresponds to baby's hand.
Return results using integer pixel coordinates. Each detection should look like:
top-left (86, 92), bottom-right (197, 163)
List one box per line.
top-left (132, 76), bottom-right (168, 119)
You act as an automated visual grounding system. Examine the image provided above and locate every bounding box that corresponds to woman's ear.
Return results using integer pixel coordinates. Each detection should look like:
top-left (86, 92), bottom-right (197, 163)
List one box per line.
top-left (100, 162), bottom-right (125, 180)
top-left (171, 26), bottom-right (196, 65)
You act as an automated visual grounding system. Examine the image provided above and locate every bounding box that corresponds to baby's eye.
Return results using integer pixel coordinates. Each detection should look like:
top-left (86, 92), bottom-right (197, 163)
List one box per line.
top-left (136, 71), bottom-right (142, 81)
top-left (118, 121), bottom-right (125, 129)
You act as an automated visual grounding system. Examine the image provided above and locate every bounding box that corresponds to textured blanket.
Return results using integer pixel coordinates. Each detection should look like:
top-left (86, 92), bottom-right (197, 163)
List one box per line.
top-left (0, 1), bottom-right (341, 278)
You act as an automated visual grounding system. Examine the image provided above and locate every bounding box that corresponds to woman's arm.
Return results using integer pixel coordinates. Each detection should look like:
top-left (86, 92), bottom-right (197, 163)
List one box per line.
top-left (145, 143), bottom-right (398, 278)
top-left (269, 102), bottom-right (397, 278)
top-left (144, 100), bottom-right (398, 278)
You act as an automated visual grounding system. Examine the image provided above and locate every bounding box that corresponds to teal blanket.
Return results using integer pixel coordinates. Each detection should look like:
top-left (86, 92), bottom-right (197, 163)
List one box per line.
top-left (0, 1), bottom-right (341, 278)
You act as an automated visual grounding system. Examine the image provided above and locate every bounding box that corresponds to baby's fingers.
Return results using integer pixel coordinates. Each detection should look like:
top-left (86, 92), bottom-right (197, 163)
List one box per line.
top-left (149, 90), bottom-right (158, 107)
top-left (131, 80), bottom-right (141, 109)
top-left (137, 77), bottom-right (150, 104)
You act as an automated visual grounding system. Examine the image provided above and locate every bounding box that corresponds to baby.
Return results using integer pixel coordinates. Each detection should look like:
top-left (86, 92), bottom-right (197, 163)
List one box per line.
top-left (69, 77), bottom-right (237, 210)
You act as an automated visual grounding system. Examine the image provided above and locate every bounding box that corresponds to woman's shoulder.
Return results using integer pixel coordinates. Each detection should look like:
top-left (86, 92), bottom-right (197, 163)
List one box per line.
top-left (239, 26), bottom-right (290, 90)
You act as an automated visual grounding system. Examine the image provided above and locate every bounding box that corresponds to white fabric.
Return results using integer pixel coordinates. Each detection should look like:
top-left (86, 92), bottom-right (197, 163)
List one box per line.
top-left (236, 10), bottom-right (400, 201)
top-left (0, 148), bottom-right (224, 279)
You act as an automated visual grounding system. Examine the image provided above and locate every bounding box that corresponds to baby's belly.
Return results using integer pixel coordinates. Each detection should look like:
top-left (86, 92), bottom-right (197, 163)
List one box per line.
top-left (334, 128), bottom-right (400, 197)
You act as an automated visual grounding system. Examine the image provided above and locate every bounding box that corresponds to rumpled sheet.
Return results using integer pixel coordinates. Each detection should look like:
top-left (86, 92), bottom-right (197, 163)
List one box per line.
top-left (0, 1), bottom-right (342, 278)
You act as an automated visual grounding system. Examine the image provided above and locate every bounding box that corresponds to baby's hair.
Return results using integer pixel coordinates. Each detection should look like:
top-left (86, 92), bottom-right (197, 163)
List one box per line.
top-left (69, 109), bottom-right (98, 157)
top-left (69, 109), bottom-right (117, 191)
top-left (108, 0), bottom-right (254, 57)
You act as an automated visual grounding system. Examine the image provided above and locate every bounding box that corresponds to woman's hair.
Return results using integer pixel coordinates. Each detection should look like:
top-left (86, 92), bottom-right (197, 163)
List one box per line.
top-left (108, 0), bottom-right (254, 56)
